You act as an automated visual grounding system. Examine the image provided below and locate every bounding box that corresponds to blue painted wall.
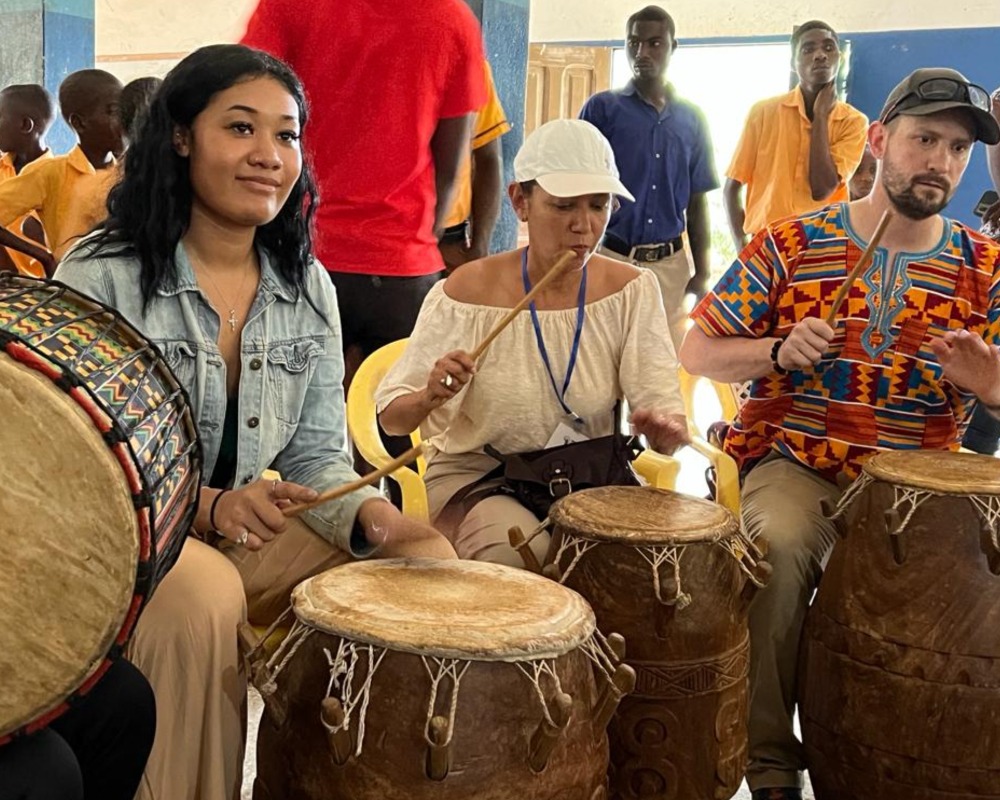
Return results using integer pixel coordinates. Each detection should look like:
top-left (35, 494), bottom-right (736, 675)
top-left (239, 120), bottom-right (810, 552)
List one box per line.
top-left (465, 0), bottom-right (530, 252)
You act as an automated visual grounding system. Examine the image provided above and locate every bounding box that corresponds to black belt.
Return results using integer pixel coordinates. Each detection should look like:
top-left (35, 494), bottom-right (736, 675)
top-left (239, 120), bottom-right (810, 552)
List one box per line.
top-left (604, 234), bottom-right (684, 263)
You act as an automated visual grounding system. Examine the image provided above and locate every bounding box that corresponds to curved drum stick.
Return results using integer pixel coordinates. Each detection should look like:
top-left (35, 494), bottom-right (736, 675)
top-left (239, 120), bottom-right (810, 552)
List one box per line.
top-left (283, 443), bottom-right (425, 516)
top-left (824, 208), bottom-right (894, 326)
top-left (468, 249), bottom-right (577, 362)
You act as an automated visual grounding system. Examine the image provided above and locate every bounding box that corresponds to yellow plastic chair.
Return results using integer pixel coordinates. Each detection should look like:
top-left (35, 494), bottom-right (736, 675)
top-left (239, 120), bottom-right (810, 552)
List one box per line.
top-left (346, 339), bottom-right (431, 520)
top-left (345, 339), bottom-right (683, 518)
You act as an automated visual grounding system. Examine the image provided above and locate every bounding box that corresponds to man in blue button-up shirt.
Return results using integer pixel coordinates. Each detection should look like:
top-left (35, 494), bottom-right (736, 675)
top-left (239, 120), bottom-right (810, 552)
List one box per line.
top-left (580, 4), bottom-right (718, 349)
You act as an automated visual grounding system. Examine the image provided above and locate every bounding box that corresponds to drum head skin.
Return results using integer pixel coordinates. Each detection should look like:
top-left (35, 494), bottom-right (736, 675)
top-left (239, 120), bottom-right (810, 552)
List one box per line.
top-left (0, 354), bottom-right (139, 737)
top-left (293, 558), bottom-right (596, 661)
top-left (863, 450), bottom-right (1000, 495)
top-left (549, 486), bottom-right (738, 546)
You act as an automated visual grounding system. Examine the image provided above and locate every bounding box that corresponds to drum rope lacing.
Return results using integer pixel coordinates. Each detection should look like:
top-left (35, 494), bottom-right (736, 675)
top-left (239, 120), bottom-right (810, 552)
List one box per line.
top-left (579, 630), bottom-right (617, 684)
top-left (834, 472), bottom-right (1000, 550)
top-left (515, 659), bottom-right (565, 728)
top-left (421, 657), bottom-right (470, 749)
top-left (320, 640), bottom-right (388, 757)
top-left (260, 618), bottom-right (315, 695)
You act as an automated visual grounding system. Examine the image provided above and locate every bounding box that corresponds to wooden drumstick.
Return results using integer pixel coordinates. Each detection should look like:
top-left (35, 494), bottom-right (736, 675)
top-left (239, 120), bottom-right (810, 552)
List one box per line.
top-left (468, 250), bottom-right (577, 362)
top-left (824, 208), bottom-right (894, 326)
top-left (283, 443), bottom-right (425, 516)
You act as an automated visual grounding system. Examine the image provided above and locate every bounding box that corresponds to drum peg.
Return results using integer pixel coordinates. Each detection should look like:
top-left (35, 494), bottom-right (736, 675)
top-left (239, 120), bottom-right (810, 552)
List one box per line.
top-left (237, 622), bottom-right (274, 695)
top-left (529, 691), bottom-right (573, 772)
top-left (542, 562), bottom-right (563, 582)
top-left (508, 526), bottom-right (543, 573)
top-left (978, 527), bottom-right (1000, 576)
top-left (425, 715), bottom-right (451, 781)
top-left (885, 509), bottom-right (906, 565)
top-left (739, 559), bottom-right (773, 610)
top-left (819, 498), bottom-right (848, 539)
top-left (606, 632), bottom-right (627, 664)
top-left (320, 697), bottom-right (354, 766)
top-left (593, 663), bottom-right (636, 731)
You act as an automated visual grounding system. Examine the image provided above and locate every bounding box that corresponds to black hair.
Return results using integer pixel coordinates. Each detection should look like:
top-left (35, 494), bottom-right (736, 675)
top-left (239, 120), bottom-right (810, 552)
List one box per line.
top-left (120, 77), bottom-right (162, 142)
top-left (0, 84), bottom-right (56, 127)
top-left (58, 69), bottom-right (122, 123)
top-left (79, 44), bottom-right (319, 311)
top-left (791, 20), bottom-right (839, 54)
top-left (625, 5), bottom-right (676, 41)
top-left (518, 180), bottom-right (538, 195)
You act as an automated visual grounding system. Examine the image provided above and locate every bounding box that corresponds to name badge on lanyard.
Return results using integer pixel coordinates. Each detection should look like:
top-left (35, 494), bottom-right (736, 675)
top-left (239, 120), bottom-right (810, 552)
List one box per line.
top-left (521, 247), bottom-right (587, 426)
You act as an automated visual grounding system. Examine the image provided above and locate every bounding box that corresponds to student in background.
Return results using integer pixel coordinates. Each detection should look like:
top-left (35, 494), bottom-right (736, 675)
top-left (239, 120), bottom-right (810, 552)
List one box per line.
top-left (723, 20), bottom-right (867, 250)
top-left (848, 143), bottom-right (876, 200)
top-left (0, 69), bottom-right (123, 273)
top-left (438, 60), bottom-right (511, 272)
top-left (0, 84), bottom-right (56, 275)
top-left (119, 76), bottom-right (162, 147)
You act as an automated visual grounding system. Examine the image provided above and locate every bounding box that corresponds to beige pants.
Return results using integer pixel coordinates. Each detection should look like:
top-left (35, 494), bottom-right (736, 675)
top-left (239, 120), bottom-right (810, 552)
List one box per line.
top-left (740, 454), bottom-right (843, 791)
top-left (130, 520), bottom-right (349, 800)
top-left (438, 493), bottom-right (549, 568)
top-left (599, 244), bottom-right (692, 351)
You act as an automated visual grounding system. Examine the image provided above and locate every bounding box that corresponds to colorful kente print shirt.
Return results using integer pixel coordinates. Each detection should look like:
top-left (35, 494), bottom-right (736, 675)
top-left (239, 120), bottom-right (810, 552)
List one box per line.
top-left (691, 203), bottom-right (1000, 481)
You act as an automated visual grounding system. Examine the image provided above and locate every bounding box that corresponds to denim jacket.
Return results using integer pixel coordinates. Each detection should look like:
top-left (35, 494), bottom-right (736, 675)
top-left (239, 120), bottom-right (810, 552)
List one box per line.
top-left (55, 242), bottom-right (378, 554)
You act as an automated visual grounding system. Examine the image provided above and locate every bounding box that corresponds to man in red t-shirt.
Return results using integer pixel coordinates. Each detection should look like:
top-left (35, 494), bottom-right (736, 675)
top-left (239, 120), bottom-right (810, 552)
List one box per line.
top-left (242, 0), bottom-right (486, 375)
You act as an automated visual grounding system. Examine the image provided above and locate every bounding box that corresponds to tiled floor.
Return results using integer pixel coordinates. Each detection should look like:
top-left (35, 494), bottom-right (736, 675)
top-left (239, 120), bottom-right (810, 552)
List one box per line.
top-left (242, 688), bottom-right (815, 799)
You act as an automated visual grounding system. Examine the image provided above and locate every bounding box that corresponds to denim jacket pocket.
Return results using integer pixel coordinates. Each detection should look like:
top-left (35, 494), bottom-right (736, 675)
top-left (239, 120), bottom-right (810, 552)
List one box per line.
top-left (161, 340), bottom-right (198, 390)
top-left (267, 338), bottom-right (325, 425)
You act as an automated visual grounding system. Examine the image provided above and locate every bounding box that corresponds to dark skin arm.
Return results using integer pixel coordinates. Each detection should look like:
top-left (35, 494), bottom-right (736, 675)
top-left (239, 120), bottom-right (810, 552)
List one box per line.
top-left (0, 228), bottom-right (55, 276)
top-left (431, 114), bottom-right (475, 238)
top-left (984, 90), bottom-right (1000, 233)
top-left (723, 178), bottom-right (749, 252)
top-left (685, 191), bottom-right (711, 299)
top-left (467, 136), bottom-right (503, 259)
top-left (807, 83), bottom-right (841, 201)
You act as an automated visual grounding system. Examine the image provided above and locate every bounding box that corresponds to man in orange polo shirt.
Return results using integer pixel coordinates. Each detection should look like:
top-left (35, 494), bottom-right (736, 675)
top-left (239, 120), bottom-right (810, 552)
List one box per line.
top-left (723, 20), bottom-right (867, 250)
top-left (0, 84), bottom-right (56, 276)
top-left (438, 60), bottom-right (511, 272)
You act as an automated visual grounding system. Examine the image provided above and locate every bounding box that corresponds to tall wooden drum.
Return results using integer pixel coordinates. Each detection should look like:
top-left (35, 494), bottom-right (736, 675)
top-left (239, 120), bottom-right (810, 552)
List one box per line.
top-left (800, 450), bottom-right (1000, 799)
top-left (546, 486), bottom-right (770, 800)
top-left (252, 558), bottom-right (629, 800)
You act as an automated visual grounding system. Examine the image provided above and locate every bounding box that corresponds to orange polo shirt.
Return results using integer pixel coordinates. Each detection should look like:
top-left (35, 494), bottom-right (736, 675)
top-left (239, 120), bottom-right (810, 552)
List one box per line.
top-left (0, 150), bottom-right (54, 276)
top-left (726, 86), bottom-right (868, 236)
top-left (0, 145), bottom-right (118, 261)
top-left (443, 60), bottom-right (511, 229)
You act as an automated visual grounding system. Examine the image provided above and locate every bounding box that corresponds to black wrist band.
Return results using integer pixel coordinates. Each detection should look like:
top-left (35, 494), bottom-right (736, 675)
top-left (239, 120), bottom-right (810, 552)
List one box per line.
top-left (770, 339), bottom-right (788, 375)
top-left (209, 489), bottom-right (230, 531)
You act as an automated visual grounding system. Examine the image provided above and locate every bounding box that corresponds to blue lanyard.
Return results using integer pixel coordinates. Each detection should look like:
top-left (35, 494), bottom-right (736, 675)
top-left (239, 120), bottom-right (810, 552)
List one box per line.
top-left (521, 247), bottom-right (587, 424)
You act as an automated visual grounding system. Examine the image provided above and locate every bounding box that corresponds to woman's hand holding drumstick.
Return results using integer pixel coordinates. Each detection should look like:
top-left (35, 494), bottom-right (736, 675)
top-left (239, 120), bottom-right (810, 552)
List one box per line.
top-left (426, 249), bottom-right (579, 406)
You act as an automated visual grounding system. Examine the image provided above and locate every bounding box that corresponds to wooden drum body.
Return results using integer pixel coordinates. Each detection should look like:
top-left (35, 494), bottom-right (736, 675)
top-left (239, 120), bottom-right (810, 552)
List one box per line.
top-left (253, 559), bottom-right (626, 800)
top-left (800, 450), bottom-right (1000, 799)
top-left (546, 487), bottom-right (769, 800)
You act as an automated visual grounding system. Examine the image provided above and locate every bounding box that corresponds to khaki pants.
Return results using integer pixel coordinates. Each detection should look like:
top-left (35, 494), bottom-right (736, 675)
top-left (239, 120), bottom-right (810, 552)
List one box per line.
top-left (740, 454), bottom-right (844, 791)
top-left (599, 245), bottom-right (692, 351)
top-left (130, 520), bottom-right (349, 800)
top-left (438, 493), bottom-right (549, 569)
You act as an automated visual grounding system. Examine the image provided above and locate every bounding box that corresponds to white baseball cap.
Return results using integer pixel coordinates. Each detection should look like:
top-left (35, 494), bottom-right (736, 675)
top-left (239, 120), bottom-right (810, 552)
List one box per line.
top-left (514, 119), bottom-right (635, 202)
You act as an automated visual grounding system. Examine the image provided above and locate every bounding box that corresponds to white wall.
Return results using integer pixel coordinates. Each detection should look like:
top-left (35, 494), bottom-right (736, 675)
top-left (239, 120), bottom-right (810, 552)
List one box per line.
top-left (530, 0), bottom-right (1000, 42)
top-left (95, 0), bottom-right (257, 81)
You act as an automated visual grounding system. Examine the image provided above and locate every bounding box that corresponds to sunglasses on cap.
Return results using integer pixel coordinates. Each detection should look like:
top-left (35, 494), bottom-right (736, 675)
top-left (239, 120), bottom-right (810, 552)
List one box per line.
top-left (882, 77), bottom-right (992, 124)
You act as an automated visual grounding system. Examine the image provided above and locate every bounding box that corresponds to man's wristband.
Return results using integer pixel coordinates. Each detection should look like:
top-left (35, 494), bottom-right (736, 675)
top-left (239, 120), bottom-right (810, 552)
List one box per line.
top-left (770, 339), bottom-right (788, 375)
top-left (210, 489), bottom-right (230, 531)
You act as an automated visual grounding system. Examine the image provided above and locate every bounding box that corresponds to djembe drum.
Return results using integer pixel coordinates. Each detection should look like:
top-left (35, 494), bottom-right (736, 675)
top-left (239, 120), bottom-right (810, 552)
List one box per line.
top-left (800, 450), bottom-right (1000, 799)
top-left (543, 486), bottom-right (770, 800)
top-left (251, 558), bottom-right (632, 800)
top-left (0, 275), bottom-right (201, 742)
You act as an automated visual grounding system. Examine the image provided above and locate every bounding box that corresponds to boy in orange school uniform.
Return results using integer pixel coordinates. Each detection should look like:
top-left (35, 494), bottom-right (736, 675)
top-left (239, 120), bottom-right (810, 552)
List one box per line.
top-left (722, 20), bottom-right (867, 251)
top-left (0, 84), bottom-right (56, 276)
top-left (0, 69), bottom-right (123, 273)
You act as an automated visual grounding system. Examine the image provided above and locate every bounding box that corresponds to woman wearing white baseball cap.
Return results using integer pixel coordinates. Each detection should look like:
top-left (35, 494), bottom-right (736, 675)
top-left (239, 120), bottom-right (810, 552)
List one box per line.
top-left (376, 119), bottom-right (688, 566)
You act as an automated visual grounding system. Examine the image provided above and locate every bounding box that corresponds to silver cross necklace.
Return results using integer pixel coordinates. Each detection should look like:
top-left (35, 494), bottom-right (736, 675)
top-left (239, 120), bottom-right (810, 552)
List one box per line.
top-left (192, 255), bottom-right (254, 332)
